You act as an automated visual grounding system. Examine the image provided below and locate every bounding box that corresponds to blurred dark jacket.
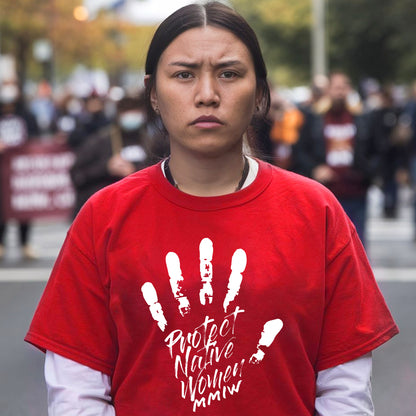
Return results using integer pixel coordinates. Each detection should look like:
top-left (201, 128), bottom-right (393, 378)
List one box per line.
top-left (294, 107), bottom-right (380, 198)
top-left (70, 125), bottom-right (152, 217)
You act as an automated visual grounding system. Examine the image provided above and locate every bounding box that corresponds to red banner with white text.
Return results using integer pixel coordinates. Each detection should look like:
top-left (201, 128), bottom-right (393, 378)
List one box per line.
top-left (1, 140), bottom-right (75, 221)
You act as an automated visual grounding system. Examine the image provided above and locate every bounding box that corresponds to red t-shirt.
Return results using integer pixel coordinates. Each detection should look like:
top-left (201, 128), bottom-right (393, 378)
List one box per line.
top-left (25, 161), bottom-right (398, 415)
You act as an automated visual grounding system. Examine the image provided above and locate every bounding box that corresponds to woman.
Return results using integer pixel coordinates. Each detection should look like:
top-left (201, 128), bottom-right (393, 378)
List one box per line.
top-left (26, 2), bottom-right (398, 415)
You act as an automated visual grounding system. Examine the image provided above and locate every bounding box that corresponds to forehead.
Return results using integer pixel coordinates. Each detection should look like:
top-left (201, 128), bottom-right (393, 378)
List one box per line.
top-left (157, 26), bottom-right (253, 67)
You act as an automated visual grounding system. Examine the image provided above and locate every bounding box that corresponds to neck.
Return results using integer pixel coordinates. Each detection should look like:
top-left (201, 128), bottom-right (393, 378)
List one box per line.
top-left (167, 149), bottom-right (247, 197)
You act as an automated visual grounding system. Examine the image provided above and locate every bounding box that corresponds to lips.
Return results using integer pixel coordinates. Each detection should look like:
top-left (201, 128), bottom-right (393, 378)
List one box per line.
top-left (190, 115), bottom-right (224, 126)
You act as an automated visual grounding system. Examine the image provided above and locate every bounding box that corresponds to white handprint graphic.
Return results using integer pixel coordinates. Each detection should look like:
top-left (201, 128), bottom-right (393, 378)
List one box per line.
top-left (141, 282), bottom-right (168, 332)
top-left (199, 237), bottom-right (214, 305)
top-left (140, 238), bottom-right (283, 412)
top-left (223, 248), bottom-right (247, 313)
top-left (165, 251), bottom-right (191, 316)
top-left (249, 319), bottom-right (284, 364)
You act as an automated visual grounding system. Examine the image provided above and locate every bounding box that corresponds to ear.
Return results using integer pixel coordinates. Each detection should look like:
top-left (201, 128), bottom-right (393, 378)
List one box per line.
top-left (252, 85), bottom-right (260, 113)
top-left (144, 74), bottom-right (158, 112)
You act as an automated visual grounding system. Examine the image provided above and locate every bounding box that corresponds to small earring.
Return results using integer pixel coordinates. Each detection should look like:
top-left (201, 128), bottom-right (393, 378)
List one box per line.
top-left (154, 105), bottom-right (160, 115)
top-left (255, 104), bottom-right (260, 112)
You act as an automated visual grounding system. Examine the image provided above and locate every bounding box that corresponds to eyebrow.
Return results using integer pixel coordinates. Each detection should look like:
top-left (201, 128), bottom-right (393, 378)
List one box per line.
top-left (168, 60), bottom-right (244, 69)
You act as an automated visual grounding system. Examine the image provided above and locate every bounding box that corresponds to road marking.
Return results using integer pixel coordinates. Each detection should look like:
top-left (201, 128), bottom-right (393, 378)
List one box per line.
top-left (0, 268), bottom-right (50, 282)
top-left (373, 268), bottom-right (416, 282)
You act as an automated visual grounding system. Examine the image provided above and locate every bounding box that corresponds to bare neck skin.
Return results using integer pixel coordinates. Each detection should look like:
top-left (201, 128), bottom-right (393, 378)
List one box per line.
top-left (168, 142), bottom-right (246, 197)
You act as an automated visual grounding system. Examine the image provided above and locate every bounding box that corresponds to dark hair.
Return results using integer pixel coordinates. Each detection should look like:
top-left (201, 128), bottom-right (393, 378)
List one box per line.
top-left (116, 92), bottom-right (146, 114)
top-left (144, 1), bottom-right (270, 123)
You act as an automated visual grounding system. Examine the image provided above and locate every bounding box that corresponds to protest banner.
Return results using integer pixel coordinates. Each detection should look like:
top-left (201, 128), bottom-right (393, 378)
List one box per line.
top-left (0, 140), bottom-right (75, 220)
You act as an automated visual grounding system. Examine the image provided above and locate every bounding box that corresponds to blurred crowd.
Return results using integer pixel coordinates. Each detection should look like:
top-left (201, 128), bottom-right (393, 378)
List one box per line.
top-left (0, 78), bottom-right (169, 260)
top-left (1, 71), bottom-right (416, 259)
top-left (250, 73), bottom-right (416, 247)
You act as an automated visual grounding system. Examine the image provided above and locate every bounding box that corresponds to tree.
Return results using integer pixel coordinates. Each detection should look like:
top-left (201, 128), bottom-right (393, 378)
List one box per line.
top-left (231, 0), bottom-right (311, 86)
top-left (232, 0), bottom-right (416, 86)
top-left (0, 0), bottom-right (48, 86)
top-left (328, 0), bottom-right (416, 84)
top-left (0, 0), bottom-right (156, 88)
top-left (4, 1), bottom-right (416, 90)
top-left (327, 0), bottom-right (401, 84)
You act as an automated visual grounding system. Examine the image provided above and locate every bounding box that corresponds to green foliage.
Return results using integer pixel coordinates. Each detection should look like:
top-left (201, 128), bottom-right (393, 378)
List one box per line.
top-left (327, 0), bottom-right (399, 83)
top-left (0, 0), bottom-right (156, 86)
top-left (231, 0), bottom-right (312, 86)
top-left (2, 0), bottom-right (416, 88)
top-left (232, 0), bottom-right (416, 86)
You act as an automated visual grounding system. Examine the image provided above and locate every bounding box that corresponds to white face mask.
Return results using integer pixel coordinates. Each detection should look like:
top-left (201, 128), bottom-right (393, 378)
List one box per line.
top-left (119, 111), bottom-right (145, 132)
top-left (0, 84), bottom-right (19, 104)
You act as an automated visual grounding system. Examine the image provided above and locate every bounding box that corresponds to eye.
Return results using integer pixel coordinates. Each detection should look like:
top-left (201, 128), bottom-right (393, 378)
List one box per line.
top-left (220, 71), bottom-right (238, 79)
top-left (175, 72), bottom-right (193, 80)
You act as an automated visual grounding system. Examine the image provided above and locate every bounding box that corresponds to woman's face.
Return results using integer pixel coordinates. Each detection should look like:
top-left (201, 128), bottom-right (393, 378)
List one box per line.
top-left (150, 26), bottom-right (259, 159)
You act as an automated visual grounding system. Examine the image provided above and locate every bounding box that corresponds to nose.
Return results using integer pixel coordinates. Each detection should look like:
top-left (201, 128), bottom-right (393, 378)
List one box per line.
top-left (195, 74), bottom-right (219, 107)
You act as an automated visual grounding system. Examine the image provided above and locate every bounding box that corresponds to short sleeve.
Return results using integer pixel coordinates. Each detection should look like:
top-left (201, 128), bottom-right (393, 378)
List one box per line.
top-left (316, 223), bottom-right (399, 372)
top-left (25, 202), bottom-right (117, 375)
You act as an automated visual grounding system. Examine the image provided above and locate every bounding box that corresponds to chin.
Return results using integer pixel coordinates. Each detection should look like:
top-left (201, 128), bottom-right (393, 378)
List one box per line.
top-left (192, 139), bottom-right (242, 159)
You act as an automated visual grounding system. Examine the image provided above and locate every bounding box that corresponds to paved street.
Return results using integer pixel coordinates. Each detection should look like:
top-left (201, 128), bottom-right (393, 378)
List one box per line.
top-left (0, 185), bottom-right (415, 415)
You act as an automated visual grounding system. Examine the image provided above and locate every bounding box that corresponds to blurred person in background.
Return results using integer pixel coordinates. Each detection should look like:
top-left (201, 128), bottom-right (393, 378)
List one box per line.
top-left (266, 89), bottom-right (304, 170)
top-left (249, 88), bottom-right (304, 169)
top-left (0, 81), bottom-right (39, 260)
top-left (29, 80), bottom-right (56, 136)
top-left (309, 74), bottom-right (329, 114)
top-left (296, 72), bottom-right (381, 246)
top-left (52, 91), bottom-right (84, 142)
top-left (368, 87), bottom-right (411, 219)
top-left (66, 91), bottom-right (111, 150)
top-left (69, 93), bottom-right (154, 217)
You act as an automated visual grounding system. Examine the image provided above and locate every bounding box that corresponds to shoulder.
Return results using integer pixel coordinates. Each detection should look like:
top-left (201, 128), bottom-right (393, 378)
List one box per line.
top-left (91, 163), bottom-right (159, 203)
top-left (92, 164), bottom-right (160, 195)
top-left (263, 162), bottom-right (354, 249)
top-left (72, 163), bottom-right (161, 234)
top-left (267, 162), bottom-right (337, 203)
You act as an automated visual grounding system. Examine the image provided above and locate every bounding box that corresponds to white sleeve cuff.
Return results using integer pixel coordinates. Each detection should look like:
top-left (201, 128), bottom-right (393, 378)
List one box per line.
top-left (315, 352), bottom-right (374, 416)
top-left (44, 350), bottom-right (115, 416)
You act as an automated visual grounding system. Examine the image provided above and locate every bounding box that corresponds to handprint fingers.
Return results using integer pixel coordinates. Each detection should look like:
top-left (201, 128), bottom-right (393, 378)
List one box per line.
top-left (223, 249), bottom-right (247, 313)
top-left (141, 282), bottom-right (168, 332)
top-left (142, 238), bottom-right (248, 331)
top-left (166, 251), bottom-right (191, 316)
top-left (199, 238), bottom-right (213, 305)
top-left (249, 319), bottom-right (283, 364)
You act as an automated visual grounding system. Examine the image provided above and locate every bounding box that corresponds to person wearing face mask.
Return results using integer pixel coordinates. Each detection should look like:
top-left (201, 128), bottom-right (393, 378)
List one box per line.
top-left (69, 93), bottom-right (154, 217)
